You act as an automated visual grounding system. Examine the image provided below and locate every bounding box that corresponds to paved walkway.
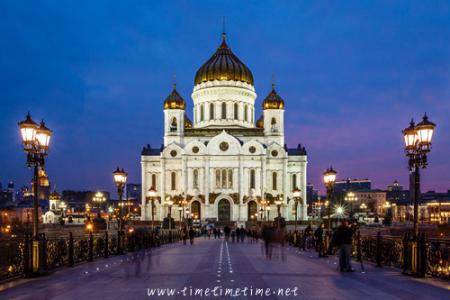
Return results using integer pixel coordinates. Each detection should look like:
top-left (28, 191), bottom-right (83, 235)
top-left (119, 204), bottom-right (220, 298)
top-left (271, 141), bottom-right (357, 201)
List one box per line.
top-left (0, 238), bottom-right (448, 299)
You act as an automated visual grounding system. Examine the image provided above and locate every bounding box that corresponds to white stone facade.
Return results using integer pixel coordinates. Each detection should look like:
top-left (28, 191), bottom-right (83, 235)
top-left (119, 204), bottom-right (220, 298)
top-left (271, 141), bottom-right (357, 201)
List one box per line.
top-left (141, 39), bottom-right (307, 226)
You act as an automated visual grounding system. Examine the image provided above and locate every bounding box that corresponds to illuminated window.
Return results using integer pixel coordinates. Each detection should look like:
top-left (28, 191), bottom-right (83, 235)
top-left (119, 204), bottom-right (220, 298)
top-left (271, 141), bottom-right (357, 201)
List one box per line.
top-left (171, 172), bottom-right (176, 191)
top-left (215, 169), bottom-right (233, 189)
top-left (272, 172), bottom-right (277, 190)
top-left (151, 174), bottom-right (156, 189)
top-left (200, 104), bottom-right (204, 122)
top-left (193, 169), bottom-right (199, 189)
top-left (170, 118), bottom-right (177, 132)
top-left (250, 169), bottom-right (256, 189)
top-left (210, 103), bottom-right (215, 120)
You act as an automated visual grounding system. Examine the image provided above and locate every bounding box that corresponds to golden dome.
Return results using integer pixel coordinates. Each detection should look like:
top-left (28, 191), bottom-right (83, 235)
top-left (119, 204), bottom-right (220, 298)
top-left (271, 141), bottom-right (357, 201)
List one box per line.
top-left (194, 34), bottom-right (254, 85)
top-left (164, 85), bottom-right (185, 110)
top-left (184, 114), bottom-right (193, 129)
top-left (256, 115), bottom-right (264, 128)
top-left (262, 86), bottom-right (284, 110)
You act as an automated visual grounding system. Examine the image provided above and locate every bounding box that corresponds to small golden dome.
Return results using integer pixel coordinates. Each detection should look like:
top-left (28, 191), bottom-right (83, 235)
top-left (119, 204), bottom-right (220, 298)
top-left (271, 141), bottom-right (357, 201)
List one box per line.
top-left (184, 114), bottom-right (193, 129)
top-left (262, 86), bottom-right (284, 110)
top-left (256, 115), bottom-right (264, 128)
top-left (164, 85), bottom-right (185, 110)
top-left (194, 33), bottom-right (254, 85)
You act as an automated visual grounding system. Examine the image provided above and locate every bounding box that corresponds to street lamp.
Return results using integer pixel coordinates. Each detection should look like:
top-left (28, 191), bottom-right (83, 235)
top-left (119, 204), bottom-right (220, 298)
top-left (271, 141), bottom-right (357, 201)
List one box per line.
top-left (113, 167), bottom-right (127, 254)
top-left (402, 114), bottom-right (436, 239)
top-left (92, 192), bottom-right (106, 212)
top-left (165, 197), bottom-right (174, 231)
top-left (344, 192), bottom-right (358, 218)
top-left (323, 166), bottom-right (337, 232)
top-left (147, 187), bottom-right (157, 230)
top-left (178, 207), bottom-right (183, 229)
top-left (266, 206), bottom-right (271, 221)
top-left (275, 196), bottom-right (283, 229)
top-left (292, 187), bottom-right (301, 232)
top-left (59, 201), bottom-right (67, 219)
top-left (18, 113), bottom-right (52, 273)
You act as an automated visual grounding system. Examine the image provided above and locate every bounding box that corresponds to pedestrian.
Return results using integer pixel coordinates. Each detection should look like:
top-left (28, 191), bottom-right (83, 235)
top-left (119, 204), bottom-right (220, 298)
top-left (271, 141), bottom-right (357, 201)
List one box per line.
top-left (182, 227), bottom-right (188, 245)
top-left (236, 227), bottom-right (241, 243)
top-left (240, 226), bottom-right (246, 243)
top-left (231, 230), bottom-right (236, 243)
top-left (189, 227), bottom-right (195, 245)
top-left (314, 223), bottom-right (326, 257)
top-left (224, 225), bottom-right (231, 242)
top-left (334, 219), bottom-right (354, 272)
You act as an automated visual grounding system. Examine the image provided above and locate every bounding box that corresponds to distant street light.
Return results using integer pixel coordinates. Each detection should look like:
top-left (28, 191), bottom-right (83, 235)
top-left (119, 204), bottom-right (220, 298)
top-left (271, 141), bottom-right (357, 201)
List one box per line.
top-left (323, 166), bottom-right (337, 256)
top-left (113, 167), bottom-right (127, 254)
top-left (292, 187), bottom-right (301, 232)
top-left (18, 113), bottom-right (53, 274)
top-left (344, 192), bottom-right (358, 218)
top-left (147, 187), bottom-right (157, 230)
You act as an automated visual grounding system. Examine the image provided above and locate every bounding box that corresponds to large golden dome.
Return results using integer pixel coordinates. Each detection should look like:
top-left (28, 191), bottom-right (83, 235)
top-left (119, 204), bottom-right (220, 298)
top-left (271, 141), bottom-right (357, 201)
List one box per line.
top-left (194, 34), bottom-right (254, 85)
top-left (262, 86), bottom-right (284, 110)
top-left (164, 85), bottom-right (186, 110)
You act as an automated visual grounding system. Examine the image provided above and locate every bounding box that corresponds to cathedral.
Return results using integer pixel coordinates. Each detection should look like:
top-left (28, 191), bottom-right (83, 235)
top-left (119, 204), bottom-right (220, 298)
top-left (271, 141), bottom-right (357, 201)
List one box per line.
top-left (140, 33), bottom-right (307, 226)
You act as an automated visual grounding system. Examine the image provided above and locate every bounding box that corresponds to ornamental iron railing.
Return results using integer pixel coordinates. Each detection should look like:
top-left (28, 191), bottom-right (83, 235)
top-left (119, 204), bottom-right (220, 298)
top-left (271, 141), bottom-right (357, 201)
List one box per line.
top-left (0, 229), bottom-right (181, 282)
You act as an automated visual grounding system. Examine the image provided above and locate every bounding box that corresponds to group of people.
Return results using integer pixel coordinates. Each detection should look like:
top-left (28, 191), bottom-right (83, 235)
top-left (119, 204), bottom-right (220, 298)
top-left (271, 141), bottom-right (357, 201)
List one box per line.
top-left (294, 220), bottom-right (357, 272)
top-left (180, 227), bottom-right (196, 245)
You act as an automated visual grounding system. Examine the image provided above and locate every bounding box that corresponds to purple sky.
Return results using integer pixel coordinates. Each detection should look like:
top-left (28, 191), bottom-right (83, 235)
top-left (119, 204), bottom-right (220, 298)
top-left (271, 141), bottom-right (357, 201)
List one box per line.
top-left (0, 1), bottom-right (449, 195)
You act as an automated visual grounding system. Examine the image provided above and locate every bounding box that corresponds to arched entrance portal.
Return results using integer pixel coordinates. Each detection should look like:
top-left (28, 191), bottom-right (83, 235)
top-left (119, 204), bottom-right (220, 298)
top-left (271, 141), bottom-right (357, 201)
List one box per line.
top-left (191, 201), bottom-right (201, 220)
top-left (218, 199), bottom-right (231, 222)
top-left (247, 200), bottom-right (257, 221)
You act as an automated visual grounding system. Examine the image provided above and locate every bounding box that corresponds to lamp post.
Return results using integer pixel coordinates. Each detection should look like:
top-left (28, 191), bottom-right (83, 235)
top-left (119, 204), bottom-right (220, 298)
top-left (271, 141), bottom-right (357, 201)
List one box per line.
top-left (292, 187), bottom-right (301, 233)
top-left (402, 114), bottom-right (436, 239)
top-left (165, 197), bottom-right (174, 231)
top-left (323, 166), bottom-right (337, 256)
top-left (323, 166), bottom-right (337, 232)
top-left (147, 188), bottom-right (157, 230)
top-left (113, 167), bottom-right (127, 254)
top-left (344, 192), bottom-right (357, 219)
top-left (266, 206), bottom-right (271, 221)
top-left (275, 196), bottom-right (283, 229)
top-left (93, 192), bottom-right (106, 213)
top-left (178, 207), bottom-right (183, 229)
top-left (59, 201), bottom-right (67, 220)
top-left (18, 113), bottom-right (52, 274)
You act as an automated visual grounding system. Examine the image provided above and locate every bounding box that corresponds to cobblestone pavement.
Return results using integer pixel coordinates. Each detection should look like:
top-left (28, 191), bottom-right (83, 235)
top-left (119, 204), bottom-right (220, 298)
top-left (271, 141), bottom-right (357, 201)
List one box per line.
top-left (0, 238), bottom-right (448, 299)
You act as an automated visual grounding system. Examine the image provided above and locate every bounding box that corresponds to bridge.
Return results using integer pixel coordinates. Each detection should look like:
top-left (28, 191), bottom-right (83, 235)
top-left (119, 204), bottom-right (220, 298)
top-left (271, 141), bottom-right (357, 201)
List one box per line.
top-left (0, 237), bottom-right (449, 299)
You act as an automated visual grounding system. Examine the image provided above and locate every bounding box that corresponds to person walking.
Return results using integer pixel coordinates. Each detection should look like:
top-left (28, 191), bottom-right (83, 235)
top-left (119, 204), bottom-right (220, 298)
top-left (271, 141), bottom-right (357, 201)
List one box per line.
top-left (334, 219), bottom-right (354, 272)
top-left (231, 230), bottom-right (236, 243)
top-left (240, 226), bottom-right (246, 243)
top-left (314, 223), bottom-right (327, 257)
top-left (224, 225), bottom-right (231, 242)
top-left (236, 227), bottom-right (241, 243)
top-left (182, 227), bottom-right (188, 245)
top-left (188, 227), bottom-right (195, 245)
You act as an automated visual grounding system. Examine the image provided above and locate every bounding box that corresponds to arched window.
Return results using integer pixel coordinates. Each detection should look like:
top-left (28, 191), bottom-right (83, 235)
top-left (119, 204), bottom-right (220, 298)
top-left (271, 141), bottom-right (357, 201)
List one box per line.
top-left (251, 108), bottom-right (253, 123)
top-left (227, 169), bottom-right (233, 188)
top-left (250, 169), bottom-right (255, 189)
top-left (171, 172), bottom-right (176, 191)
top-left (151, 174), bottom-right (156, 189)
top-left (272, 172), bottom-right (277, 190)
top-left (271, 117), bottom-right (277, 132)
top-left (193, 169), bottom-right (199, 189)
top-left (200, 104), bottom-right (204, 122)
top-left (170, 118), bottom-right (177, 132)
top-left (234, 103), bottom-right (238, 120)
top-left (292, 174), bottom-right (297, 190)
top-left (244, 104), bottom-right (248, 122)
top-left (210, 103), bottom-right (215, 120)
top-left (222, 102), bottom-right (227, 119)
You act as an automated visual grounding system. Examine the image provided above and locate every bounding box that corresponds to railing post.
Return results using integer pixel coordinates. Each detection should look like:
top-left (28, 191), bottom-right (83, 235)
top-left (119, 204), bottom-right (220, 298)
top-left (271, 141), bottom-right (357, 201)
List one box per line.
top-left (356, 231), bottom-right (362, 262)
top-left (104, 231), bottom-right (109, 258)
top-left (402, 233), bottom-right (409, 273)
top-left (23, 233), bottom-right (32, 277)
top-left (41, 233), bottom-right (48, 272)
top-left (88, 232), bottom-right (94, 262)
top-left (68, 232), bottom-right (74, 267)
top-left (417, 233), bottom-right (427, 277)
top-left (376, 231), bottom-right (382, 267)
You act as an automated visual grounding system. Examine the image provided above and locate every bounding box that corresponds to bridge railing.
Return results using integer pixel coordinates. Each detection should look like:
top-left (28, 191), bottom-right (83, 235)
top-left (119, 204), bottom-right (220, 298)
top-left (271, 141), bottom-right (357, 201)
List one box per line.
top-left (0, 229), bottom-right (180, 282)
top-left (287, 231), bottom-right (449, 280)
